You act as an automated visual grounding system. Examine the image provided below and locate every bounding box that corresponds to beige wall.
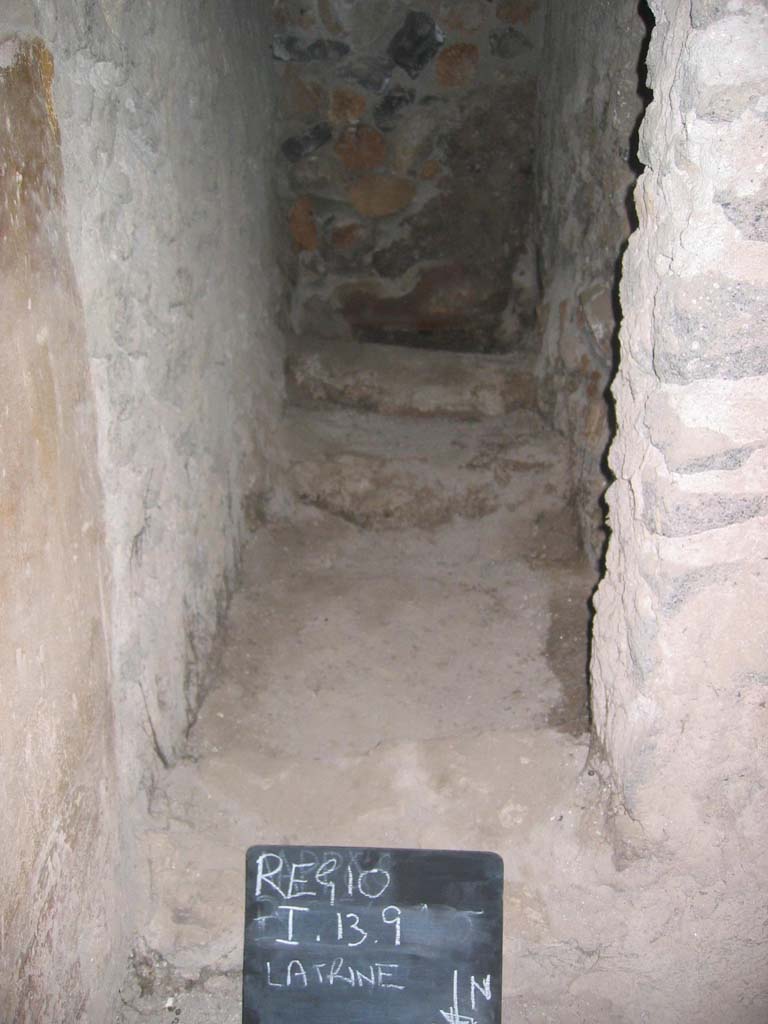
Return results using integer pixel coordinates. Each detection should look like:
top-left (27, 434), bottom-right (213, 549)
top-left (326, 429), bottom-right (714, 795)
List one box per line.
top-left (0, 38), bottom-right (122, 1022)
top-left (1, 0), bottom-right (284, 1017)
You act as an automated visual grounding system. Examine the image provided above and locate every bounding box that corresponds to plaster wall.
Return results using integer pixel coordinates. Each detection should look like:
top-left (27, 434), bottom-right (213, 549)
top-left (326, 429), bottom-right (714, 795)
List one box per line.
top-left (0, 38), bottom-right (120, 1023)
top-left (1, 1), bottom-right (283, 1017)
top-left (535, 0), bottom-right (649, 564)
top-left (592, 0), bottom-right (768, 1005)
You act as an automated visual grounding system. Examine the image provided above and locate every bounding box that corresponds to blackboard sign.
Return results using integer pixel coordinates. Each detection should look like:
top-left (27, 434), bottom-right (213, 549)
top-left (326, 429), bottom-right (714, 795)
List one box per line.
top-left (243, 846), bottom-right (503, 1024)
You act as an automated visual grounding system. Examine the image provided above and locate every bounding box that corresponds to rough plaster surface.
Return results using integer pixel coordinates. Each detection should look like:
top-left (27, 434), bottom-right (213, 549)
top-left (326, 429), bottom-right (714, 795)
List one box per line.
top-left (0, 38), bottom-right (121, 1023)
top-left (535, 0), bottom-right (649, 563)
top-left (1, 1), bottom-right (284, 1018)
top-left (591, 0), bottom-right (768, 1010)
top-left (27, 0), bottom-right (286, 790)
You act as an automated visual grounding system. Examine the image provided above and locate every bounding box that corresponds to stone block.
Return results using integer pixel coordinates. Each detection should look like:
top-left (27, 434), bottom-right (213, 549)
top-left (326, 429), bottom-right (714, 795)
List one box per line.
top-left (288, 196), bottom-right (319, 251)
top-left (281, 121), bottom-right (333, 162)
top-left (642, 479), bottom-right (768, 538)
top-left (387, 12), bottom-right (445, 78)
top-left (273, 0), bottom-right (316, 30)
top-left (338, 56), bottom-right (394, 95)
top-left (347, 174), bottom-right (416, 217)
top-left (272, 35), bottom-right (351, 63)
top-left (329, 86), bottom-right (366, 124)
top-left (323, 216), bottom-right (374, 271)
top-left (373, 85), bottom-right (417, 131)
top-left (439, 0), bottom-right (486, 34)
top-left (717, 188), bottom-right (768, 243)
top-left (283, 68), bottom-right (328, 119)
top-left (317, 0), bottom-right (346, 36)
top-left (390, 105), bottom-right (440, 175)
top-left (330, 220), bottom-right (368, 251)
top-left (653, 275), bottom-right (768, 383)
top-left (436, 43), bottom-right (480, 88)
top-left (496, 0), bottom-right (535, 25)
top-left (490, 26), bottom-right (532, 60)
top-left (334, 124), bottom-right (387, 172)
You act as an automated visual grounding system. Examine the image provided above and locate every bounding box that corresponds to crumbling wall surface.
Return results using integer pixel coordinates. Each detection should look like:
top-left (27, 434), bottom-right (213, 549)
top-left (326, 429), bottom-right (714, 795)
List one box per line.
top-left (0, 37), bottom-right (121, 1024)
top-left (273, 0), bottom-right (543, 352)
top-left (592, 0), bottom-right (768, 1015)
top-left (535, 0), bottom-right (647, 563)
top-left (22, 0), bottom-right (284, 790)
top-left (1, 1), bottom-right (283, 1015)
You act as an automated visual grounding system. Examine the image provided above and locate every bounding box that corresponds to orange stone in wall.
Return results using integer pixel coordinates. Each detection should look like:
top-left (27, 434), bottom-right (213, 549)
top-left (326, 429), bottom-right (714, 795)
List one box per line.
top-left (283, 67), bottom-right (328, 119)
top-left (347, 175), bottom-right (416, 218)
top-left (318, 0), bottom-right (345, 36)
top-left (330, 87), bottom-right (367, 125)
top-left (331, 222), bottom-right (366, 250)
top-left (289, 196), bottom-right (319, 251)
top-left (441, 0), bottom-right (486, 33)
top-left (334, 124), bottom-right (387, 172)
top-left (436, 43), bottom-right (480, 88)
top-left (496, 0), bottom-right (535, 25)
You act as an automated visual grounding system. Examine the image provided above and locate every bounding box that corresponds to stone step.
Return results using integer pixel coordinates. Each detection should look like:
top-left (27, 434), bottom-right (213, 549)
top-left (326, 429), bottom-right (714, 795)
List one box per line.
top-left (283, 404), bottom-right (570, 530)
top-left (285, 337), bottom-right (538, 421)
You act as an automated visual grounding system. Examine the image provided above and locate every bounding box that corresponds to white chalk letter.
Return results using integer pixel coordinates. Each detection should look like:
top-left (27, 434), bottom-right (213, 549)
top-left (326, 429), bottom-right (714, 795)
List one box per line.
top-left (329, 957), bottom-right (356, 987)
top-left (315, 857), bottom-right (339, 905)
top-left (276, 904), bottom-right (309, 945)
top-left (358, 867), bottom-right (391, 899)
top-left (470, 974), bottom-right (492, 1010)
top-left (266, 962), bottom-right (283, 988)
top-left (382, 905), bottom-right (402, 945)
top-left (376, 964), bottom-right (405, 990)
top-left (287, 861), bottom-right (317, 900)
top-left (287, 960), bottom-right (308, 988)
top-left (255, 853), bottom-right (286, 898)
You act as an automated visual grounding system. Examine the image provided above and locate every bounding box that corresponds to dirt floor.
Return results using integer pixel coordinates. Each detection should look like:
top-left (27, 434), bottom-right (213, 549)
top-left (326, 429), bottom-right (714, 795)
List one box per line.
top-left (115, 343), bottom-right (751, 1024)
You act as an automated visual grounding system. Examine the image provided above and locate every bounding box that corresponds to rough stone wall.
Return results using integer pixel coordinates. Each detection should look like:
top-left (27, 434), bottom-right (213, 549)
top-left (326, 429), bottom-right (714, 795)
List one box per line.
top-left (273, 0), bottom-right (543, 352)
top-left (1, 1), bottom-right (283, 1017)
top-left (0, 38), bottom-right (121, 1023)
top-left (592, 0), bottom-right (768, 1011)
top-left (535, 0), bottom-right (649, 564)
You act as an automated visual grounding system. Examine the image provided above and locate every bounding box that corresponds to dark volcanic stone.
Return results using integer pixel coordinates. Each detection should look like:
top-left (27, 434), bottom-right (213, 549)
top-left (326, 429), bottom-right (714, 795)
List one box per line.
top-left (489, 27), bottom-right (531, 60)
top-left (373, 85), bottom-right (416, 131)
top-left (387, 12), bottom-right (445, 78)
top-left (338, 56), bottom-right (394, 94)
top-left (281, 122), bottom-right (333, 162)
top-left (272, 34), bottom-right (351, 62)
top-left (307, 38), bottom-right (351, 61)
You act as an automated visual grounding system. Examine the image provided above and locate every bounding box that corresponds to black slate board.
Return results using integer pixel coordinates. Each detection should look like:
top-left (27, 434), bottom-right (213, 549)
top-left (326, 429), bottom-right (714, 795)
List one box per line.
top-left (243, 846), bottom-right (503, 1024)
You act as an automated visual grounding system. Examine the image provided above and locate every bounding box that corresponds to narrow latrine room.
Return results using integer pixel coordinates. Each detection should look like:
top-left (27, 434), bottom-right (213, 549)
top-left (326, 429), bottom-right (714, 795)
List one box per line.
top-left (1, 1), bottom-right (766, 1022)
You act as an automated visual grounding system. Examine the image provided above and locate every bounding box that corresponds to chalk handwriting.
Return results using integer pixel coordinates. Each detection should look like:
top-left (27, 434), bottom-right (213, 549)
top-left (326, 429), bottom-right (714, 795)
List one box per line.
top-left (265, 958), bottom-right (405, 990)
top-left (435, 970), bottom-right (493, 1024)
top-left (254, 852), bottom-right (392, 903)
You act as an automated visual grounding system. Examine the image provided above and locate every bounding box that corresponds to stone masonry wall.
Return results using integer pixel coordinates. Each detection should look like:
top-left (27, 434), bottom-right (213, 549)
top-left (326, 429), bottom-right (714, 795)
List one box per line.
top-left (1, 1), bottom-right (284, 1016)
top-left (273, 0), bottom-right (543, 352)
top-left (536, 1), bottom-right (649, 564)
top-left (592, 0), bottom-right (768, 1014)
